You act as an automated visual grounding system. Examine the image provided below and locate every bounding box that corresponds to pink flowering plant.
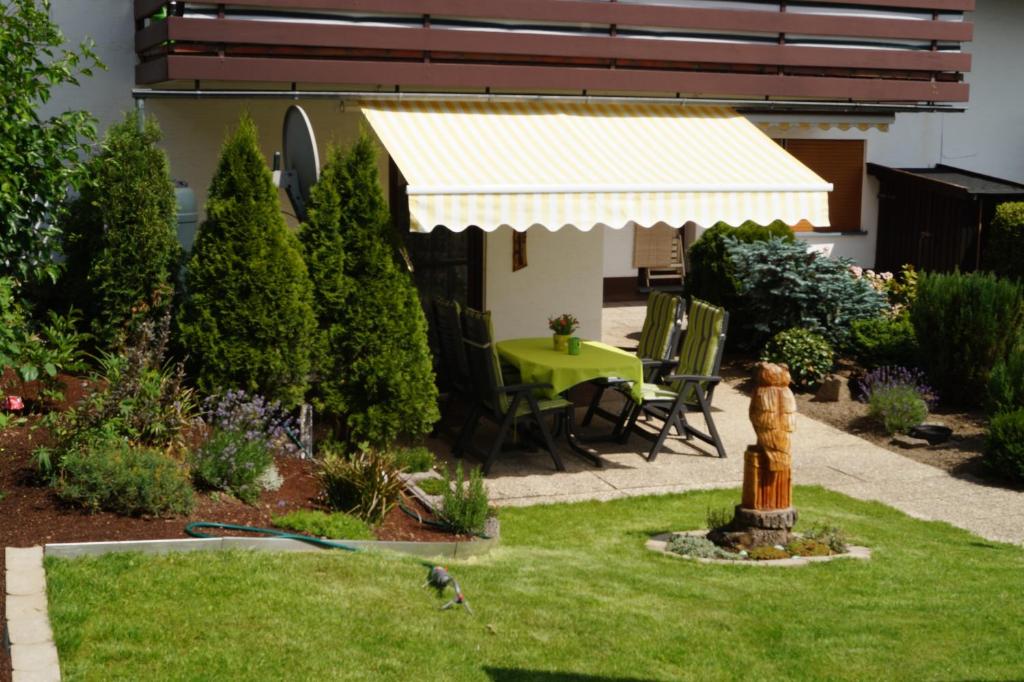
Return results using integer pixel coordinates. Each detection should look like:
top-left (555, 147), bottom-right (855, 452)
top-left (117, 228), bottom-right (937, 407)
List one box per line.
top-left (849, 264), bottom-right (918, 317)
top-left (548, 313), bottom-right (579, 335)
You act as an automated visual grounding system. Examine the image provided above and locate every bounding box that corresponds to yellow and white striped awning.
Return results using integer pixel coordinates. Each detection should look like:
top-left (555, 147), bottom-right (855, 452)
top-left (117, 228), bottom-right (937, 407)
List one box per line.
top-left (360, 100), bottom-right (831, 233)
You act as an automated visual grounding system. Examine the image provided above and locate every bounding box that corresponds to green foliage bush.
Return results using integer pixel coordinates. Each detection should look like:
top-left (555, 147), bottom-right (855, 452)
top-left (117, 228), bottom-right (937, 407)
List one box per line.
top-left (760, 328), bottom-right (834, 388)
top-left (393, 446), bottom-right (436, 473)
top-left (1, 0), bottom-right (102, 287)
top-left (439, 462), bottom-right (490, 534)
top-left (176, 115), bottom-right (316, 408)
top-left (62, 113), bottom-right (180, 349)
top-left (727, 238), bottom-right (886, 349)
top-left (910, 271), bottom-right (1024, 404)
top-left (665, 534), bottom-right (734, 559)
top-left (302, 133), bottom-right (438, 446)
top-left (988, 341), bottom-right (1024, 415)
top-left (984, 408), bottom-right (1024, 481)
top-left (683, 220), bottom-right (794, 311)
top-left (55, 434), bottom-right (194, 516)
top-left (849, 313), bottom-right (919, 369)
top-left (984, 202), bottom-right (1024, 281)
top-left (271, 509), bottom-right (374, 540)
top-left (867, 385), bottom-right (928, 435)
top-left (318, 446), bottom-right (404, 524)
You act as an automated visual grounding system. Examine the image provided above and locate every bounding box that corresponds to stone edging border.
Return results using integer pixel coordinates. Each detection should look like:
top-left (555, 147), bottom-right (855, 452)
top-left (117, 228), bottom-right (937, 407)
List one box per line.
top-left (4, 546), bottom-right (61, 682)
top-left (646, 530), bottom-right (871, 566)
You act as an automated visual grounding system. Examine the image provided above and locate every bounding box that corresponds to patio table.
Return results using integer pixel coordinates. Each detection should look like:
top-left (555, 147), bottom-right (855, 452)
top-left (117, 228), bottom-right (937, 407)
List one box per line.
top-left (496, 338), bottom-right (644, 467)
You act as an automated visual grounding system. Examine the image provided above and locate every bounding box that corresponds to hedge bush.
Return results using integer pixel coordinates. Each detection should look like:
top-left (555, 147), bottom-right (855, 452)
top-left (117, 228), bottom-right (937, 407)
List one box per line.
top-left (62, 113), bottom-right (181, 350)
top-left (984, 202), bottom-right (1024, 281)
top-left (307, 133), bottom-right (439, 447)
top-left (984, 408), bottom-right (1024, 482)
top-left (910, 271), bottom-right (1024, 404)
top-left (760, 328), bottom-right (834, 388)
top-left (176, 115), bottom-right (316, 407)
top-left (683, 220), bottom-right (794, 311)
top-left (988, 340), bottom-right (1024, 415)
top-left (849, 313), bottom-right (919, 369)
top-left (727, 238), bottom-right (886, 349)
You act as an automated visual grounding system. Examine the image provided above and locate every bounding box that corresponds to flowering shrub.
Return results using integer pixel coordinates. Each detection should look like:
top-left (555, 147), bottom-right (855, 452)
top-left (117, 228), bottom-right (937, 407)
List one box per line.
top-left (548, 313), bottom-right (579, 335)
top-left (867, 385), bottom-right (928, 435)
top-left (190, 390), bottom-right (295, 503)
top-left (850, 264), bottom-right (918, 317)
top-left (857, 366), bottom-right (938, 408)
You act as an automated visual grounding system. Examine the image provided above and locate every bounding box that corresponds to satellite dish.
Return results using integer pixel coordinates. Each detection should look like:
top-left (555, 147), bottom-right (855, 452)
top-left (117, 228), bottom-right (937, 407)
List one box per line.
top-left (273, 105), bottom-right (320, 222)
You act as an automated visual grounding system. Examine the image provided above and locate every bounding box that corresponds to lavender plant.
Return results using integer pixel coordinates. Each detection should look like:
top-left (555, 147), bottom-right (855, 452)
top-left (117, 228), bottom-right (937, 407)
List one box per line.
top-left (190, 390), bottom-right (296, 503)
top-left (857, 365), bottom-right (938, 408)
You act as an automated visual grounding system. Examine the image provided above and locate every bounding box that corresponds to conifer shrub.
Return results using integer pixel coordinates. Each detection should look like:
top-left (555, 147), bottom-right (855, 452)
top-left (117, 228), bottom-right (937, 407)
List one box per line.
top-left (439, 462), bottom-right (490, 535)
top-left (62, 113), bottom-right (180, 350)
top-left (849, 313), bottom-right (919, 370)
top-left (304, 132), bottom-right (438, 447)
top-left (984, 202), bottom-right (1024, 281)
top-left (988, 341), bottom-right (1024, 415)
top-left (727, 238), bottom-right (886, 349)
top-left (910, 271), bottom-right (1024, 405)
top-left (683, 220), bottom-right (794, 311)
top-left (984, 408), bottom-right (1024, 482)
top-left (176, 115), bottom-right (316, 408)
top-left (760, 328), bottom-right (834, 388)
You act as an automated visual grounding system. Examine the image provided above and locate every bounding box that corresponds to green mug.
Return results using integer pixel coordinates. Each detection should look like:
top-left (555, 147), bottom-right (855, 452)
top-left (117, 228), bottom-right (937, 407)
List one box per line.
top-left (568, 336), bottom-right (581, 355)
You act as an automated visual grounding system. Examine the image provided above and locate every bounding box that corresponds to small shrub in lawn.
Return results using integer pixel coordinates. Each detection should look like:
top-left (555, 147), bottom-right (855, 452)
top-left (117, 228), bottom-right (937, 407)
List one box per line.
top-left (984, 201), bottom-right (1024, 281)
top-left (683, 220), bottom-right (795, 312)
top-left (988, 341), bottom-right (1024, 415)
top-left (705, 506), bottom-right (733, 531)
top-left (271, 509), bottom-right (374, 540)
top-left (849, 313), bottom-right (919, 370)
top-left (747, 546), bottom-right (790, 561)
top-left (867, 385), bottom-right (928, 435)
top-left (727, 237), bottom-right (886, 348)
top-left (785, 538), bottom-right (832, 557)
top-left (910, 271), bottom-right (1024, 404)
top-left (760, 328), bottom-right (834, 388)
top-left (803, 523), bottom-right (849, 553)
top-left (55, 435), bottom-right (194, 516)
top-left (440, 462), bottom-right (489, 535)
top-left (857, 365), bottom-right (938, 408)
top-left (416, 478), bottom-right (449, 496)
top-left (665, 534), bottom-right (734, 560)
top-left (393, 446), bottom-right (436, 473)
top-left (190, 390), bottom-right (296, 503)
top-left (984, 408), bottom-right (1024, 481)
top-left (318, 446), bottom-right (404, 524)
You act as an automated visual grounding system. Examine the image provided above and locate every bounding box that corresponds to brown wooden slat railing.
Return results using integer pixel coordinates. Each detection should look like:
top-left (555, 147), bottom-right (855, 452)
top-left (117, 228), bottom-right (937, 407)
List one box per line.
top-left (137, 18), bottom-right (972, 75)
top-left (133, 0), bottom-right (972, 103)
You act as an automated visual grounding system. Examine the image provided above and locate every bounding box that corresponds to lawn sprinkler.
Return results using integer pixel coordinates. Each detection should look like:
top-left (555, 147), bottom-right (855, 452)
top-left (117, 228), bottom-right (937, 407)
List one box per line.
top-left (424, 565), bottom-right (472, 615)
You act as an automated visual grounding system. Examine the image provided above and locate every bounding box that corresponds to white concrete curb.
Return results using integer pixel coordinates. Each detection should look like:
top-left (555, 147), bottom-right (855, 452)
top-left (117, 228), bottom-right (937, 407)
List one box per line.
top-left (4, 547), bottom-right (60, 681)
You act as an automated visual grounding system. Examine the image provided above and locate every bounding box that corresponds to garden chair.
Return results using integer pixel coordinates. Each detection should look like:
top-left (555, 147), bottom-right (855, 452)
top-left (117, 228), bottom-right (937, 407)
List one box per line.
top-left (454, 308), bottom-right (570, 474)
top-left (581, 290), bottom-right (684, 428)
top-left (612, 299), bottom-right (729, 461)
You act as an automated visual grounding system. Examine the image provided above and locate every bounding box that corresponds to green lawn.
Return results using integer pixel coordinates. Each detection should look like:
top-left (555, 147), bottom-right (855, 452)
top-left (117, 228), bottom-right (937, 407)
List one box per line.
top-left (45, 487), bottom-right (1024, 681)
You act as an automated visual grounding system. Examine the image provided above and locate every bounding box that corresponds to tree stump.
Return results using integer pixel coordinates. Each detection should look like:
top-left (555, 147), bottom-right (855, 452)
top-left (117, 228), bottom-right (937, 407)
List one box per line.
top-left (709, 362), bottom-right (798, 550)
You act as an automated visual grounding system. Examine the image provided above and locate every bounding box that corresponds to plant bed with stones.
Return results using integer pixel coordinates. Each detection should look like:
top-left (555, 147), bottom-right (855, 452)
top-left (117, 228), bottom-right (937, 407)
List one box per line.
top-left (646, 530), bottom-right (871, 566)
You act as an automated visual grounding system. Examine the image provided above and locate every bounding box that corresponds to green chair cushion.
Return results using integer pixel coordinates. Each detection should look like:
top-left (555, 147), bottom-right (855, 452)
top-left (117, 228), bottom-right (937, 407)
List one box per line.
top-left (512, 396), bottom-right (573, 417)
top-left (636, 291), bottom-right (682, 361)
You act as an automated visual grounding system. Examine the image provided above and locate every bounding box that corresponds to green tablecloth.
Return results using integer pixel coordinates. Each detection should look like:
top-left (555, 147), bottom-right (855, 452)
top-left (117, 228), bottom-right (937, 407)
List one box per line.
top-left (496, 338), bottom-right (644, 402)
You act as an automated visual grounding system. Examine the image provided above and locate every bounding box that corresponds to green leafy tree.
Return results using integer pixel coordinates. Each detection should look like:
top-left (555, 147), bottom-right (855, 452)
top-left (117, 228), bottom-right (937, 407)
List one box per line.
top-left (0, 0), bottom-right (102, 287)
top-left (308, 132), bottom-right (438, 447)
top-left (984, 201), bottom-right (1024, 281)
top-left (62, 113), bottom-right (181, 349)
top-left (176, 115), bottom-right (315, 407)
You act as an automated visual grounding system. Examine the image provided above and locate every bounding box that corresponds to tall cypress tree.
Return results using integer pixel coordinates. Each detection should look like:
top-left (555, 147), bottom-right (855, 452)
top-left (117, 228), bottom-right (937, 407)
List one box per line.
top-left (307, 131), bottom-right (438, 447)
top-left (62, 112), bottom-right (180, 349)
top-left (176, 114), bottom-right (316, 407)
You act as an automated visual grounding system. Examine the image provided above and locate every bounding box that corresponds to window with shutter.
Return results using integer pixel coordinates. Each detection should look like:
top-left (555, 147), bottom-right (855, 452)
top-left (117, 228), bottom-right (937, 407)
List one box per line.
top-left (775, 139), bottom-right (865, 233)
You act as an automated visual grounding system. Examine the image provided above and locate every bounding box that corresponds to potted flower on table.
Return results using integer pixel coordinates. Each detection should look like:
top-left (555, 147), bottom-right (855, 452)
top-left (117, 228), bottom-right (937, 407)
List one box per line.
top-left (548, 313), bottom-right (579, 352)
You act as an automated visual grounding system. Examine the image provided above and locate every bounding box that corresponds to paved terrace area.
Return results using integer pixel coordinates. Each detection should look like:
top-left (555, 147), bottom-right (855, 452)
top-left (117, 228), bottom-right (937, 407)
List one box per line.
top-left (435, 302), bottom-right (1024, 546)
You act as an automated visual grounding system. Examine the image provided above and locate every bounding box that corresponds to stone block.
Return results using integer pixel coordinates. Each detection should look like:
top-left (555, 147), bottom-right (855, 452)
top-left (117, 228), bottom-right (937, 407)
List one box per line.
top-left (10, 641), bottom-right (59, 673)
top-left (5, 547), bottom-right (43, 572)
top-left (891, 434), bottom-right (931, 449)
top-left (815, 375), bottom-right (849, 402)
top-left (5, 594), bottom-right (48, 619)
top-left (7, 617), bottom-right (55, 646)
top-left (6, 570), bottom-right (46, 597)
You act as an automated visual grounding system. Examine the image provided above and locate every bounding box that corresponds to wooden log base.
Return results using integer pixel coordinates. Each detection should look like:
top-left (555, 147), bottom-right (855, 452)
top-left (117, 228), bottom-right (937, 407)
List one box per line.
top-left (707, 506), bottom-right (799, 550)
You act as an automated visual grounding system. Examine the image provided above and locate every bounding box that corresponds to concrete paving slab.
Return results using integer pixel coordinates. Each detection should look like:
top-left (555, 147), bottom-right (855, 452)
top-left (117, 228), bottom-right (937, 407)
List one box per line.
top-left (5, 571), bottom-right (46, 597)
top-left (4, 548), bottom-right (43, 572)
top-left (5, 594), bottom-right (48, 620)
top-left (10, 642), bottom-right (59, 674)
top-left (6, 617), bottom-right (54, 647)
top-left (12, 666), bottom-right (61, 682)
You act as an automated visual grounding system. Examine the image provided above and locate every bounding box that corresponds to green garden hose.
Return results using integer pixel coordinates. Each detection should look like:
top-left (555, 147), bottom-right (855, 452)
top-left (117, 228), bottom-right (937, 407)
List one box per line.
top-left (183, 521), bottom-right (359, 552)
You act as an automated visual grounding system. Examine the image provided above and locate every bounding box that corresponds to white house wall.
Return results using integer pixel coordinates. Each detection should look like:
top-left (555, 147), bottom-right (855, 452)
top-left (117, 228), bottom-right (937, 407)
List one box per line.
top-left (485, 227), bottom-right (604, 342)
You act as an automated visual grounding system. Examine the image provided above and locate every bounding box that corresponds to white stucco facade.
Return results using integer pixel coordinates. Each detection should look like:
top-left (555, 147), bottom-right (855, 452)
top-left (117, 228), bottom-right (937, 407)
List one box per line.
top-left (39, 0), bottom-right (1023, 337)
